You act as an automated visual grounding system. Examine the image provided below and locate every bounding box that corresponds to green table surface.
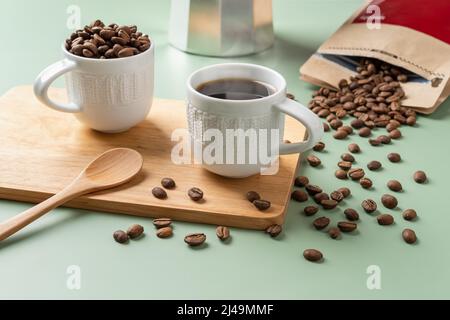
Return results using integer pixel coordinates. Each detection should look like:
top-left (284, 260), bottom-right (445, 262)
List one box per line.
top-left (1, 0), bottom-right (449, 299)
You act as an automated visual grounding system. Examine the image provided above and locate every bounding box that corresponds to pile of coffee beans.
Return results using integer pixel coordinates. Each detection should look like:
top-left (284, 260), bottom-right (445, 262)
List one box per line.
top-left (65, 20), bottom-right (151, 59)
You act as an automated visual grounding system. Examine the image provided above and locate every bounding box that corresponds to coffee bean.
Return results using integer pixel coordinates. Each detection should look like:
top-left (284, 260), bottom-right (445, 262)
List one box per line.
top-left (359, 177), bottom-right (373, 189)
top-left (402, 209), bottom-right (417, 221)
top-left (323, 122), bottom-right (330, 132)
top-left (184, 233), bottom-right (206, 246)
top-left (344, 208), bottom-right (359, 221)
top-left (152, 187), bottom-right (167, 199)
top-left (153, 218), bottom-right (172, 228)
top-left (328, 227), bottom-right (341, 239)
top-left (313, 142), bottom-right (325, 151)
top-left (335, 169), bottom-right (348, 180)
top-left (253, 199), bottom-right (271, 211)
top-left (286, 93), bottom-right (296, 100)
top-left (266, 224), bottom-right (282, 237)
top-left (359, 127), bottom-right (371, 137)
top-left (387, 153), bottom-right (401, 163)
top-left (291, 190), bottom-right (308, 202)
top-left (341, 153), bottom-right (355, 162)
top-left (118, 47), bottom-right (135, 58)
top-left (113, 230), bottom-right (128, 244)
top-left (161, 177), bottom-right (176, 189)
top-left (303, 249), bottom-right (323, 262)
top-left (377, 135), bottom-right (391, 144)
top-left (188, 187), bottom-right (204, 201)
top-left (333, 129), bottom-right (348, 140)
top-left (337, 187), bottom-right (351, 198)
top-left (321, 199), bottom-right (338, 210)
top-left (387, 180), bottom-right (402, 192)
top-left (348, 168), bottom-right (365, 180)
top-left (313, 216), bottom-right (330, 230)
top-left (338, 161), bottom-right (352, 171)
top-left (306, 155), bottom-right (321, 167)
top-left (406, 116), bottom-right (416, 126)
top-left (157, 226), bottom-right (173, 238)
top-left (313, 192), bottom-right (329, 204)
top-left (330, 191), bottom-right (344, 202)
top-left (246, 191), bottom-right (261, 203)
top-left (304, 206), bottom-right (319, 216)
top-left (389, 129), bottom-right (402, 139)
top-left (318, 109), bottom-right (330, 118)
top-left (127, 224), bottom-right (144, 239)
top-left (216, 226), bottom-right (230, 241)
top-left (414, 170), bottom-right (427, 183)
top-left (330, 119), bottom-right (343, 130)
top-left (305, 184), bottom-right (323, 195)
top-left (362, 199), bottom-right (377, 213)
top-left (337, 221), bottom-right (357, 232)
top-left (348, 143), bottom-right (360, 153)
top-left (340, 126), bottom-right (353, 134)
top-left (351, 119), bottom-right (365, 129)
top-left (294, 176), bottom-right (309, 187)
top-left (381, 194), bottom-right (398, 209)
top-left (402, 228), bottom-right (417, 244)
top-left (369, 138), bottom-right (381, 146)
top-left (367, 160), bottom-right (382, 171)
top-left (377, 214), bottom-right (394, 225)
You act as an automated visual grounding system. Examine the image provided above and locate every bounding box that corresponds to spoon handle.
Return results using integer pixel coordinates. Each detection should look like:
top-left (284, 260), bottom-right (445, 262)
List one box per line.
top-left (0, 184), bottom-right (84, 241)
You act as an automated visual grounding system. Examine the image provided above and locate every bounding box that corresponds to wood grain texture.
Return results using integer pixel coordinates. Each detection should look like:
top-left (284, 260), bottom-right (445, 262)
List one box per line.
top-left (0, 86), bottom-right (306, 230)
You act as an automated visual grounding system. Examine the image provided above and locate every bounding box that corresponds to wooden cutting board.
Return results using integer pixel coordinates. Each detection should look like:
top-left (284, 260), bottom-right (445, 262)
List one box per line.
top-left (0, 86), bottom-right (305, 230)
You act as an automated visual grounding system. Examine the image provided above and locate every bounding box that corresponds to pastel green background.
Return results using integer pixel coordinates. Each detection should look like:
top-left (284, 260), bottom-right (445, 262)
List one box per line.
top-left (0, 0), bottom-right (449, 299)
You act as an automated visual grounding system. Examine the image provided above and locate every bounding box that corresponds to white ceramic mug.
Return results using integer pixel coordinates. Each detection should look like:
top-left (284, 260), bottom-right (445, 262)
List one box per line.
top-left (187, 63), bottom-right (324, 178)
top-left (34, 42), bottom-right (154, 133)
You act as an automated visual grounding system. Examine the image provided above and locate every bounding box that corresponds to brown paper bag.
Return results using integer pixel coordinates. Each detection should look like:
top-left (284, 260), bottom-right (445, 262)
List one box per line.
top-left (300, 0), bottom-right (450, 114)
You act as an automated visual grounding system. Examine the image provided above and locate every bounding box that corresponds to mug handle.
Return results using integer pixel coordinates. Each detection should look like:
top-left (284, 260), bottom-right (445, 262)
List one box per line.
top-left (274, 98), bottom-right (324, 155)
top-left (33, 59), bottom-right (82, 113)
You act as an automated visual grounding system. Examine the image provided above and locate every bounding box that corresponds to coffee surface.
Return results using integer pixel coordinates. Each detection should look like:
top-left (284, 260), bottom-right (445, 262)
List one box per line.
top-left (196, 78), bottom-right (274, 100)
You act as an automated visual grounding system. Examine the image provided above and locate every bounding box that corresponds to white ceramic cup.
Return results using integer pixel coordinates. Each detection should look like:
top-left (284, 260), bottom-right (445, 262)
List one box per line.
top-left (33, 42), bottom-right (154, 133)
top-left (187, 63), bottom-right (324, 178)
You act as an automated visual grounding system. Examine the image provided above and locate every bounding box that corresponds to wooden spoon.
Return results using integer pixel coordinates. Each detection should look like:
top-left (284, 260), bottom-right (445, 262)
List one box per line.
top-left (0, 148), bottom-right (143, 241)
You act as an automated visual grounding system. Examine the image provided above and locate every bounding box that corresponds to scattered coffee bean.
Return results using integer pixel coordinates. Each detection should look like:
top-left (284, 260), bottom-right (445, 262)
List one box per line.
top-left (184, 233), bottom-right (206, 246)
top-left (304, 205), bottom-right (319, 216)
top-left (127, 224), bottom-right (144, 239)
top-left (369, 138), bottom-right (381, 146)
top-left (389, 129), bottom-right (402, 139)
top-left (338, 161), bottom-right (352, 171)
top-left (188, 187), bottom-right (204, 201)
top-left (387, 153), bottom-right (401, 163)
top-left (323, 122), bottom-right (330, 132)
top-left (333, 129), bottom-right (348, 140)
top-left (161, 177), bottom-right (176, 189)
top-left (377, 135), bottom-right (391, 144)
top-left (113, 230), bottom-right (128, 244)
top-left (313, 142), bottom-right (325, 151)
top-left (341, 153), bottom-right (355, 162)
top-left (359, 127), bottom-right (371, 137)
top-left (321, 199), bottom-right (338, 210)
top-left (337, 221), bottom-right (357, 232)
top-left (253, 199), bottom-right (271, 211)
top-left (152, 187), bottom-right (167, 199)
top-left (348, 143), bottom-right (360, 153)
top-left (153, 218), bottom-right (172, 228)
top-left (266, 224), bottom-right (282, 237)
top-left (402, 209), bottom-right (417, 221)
top-left (291, 190), bottom-right (308, 202)
top-left (246, 191), bottom-right (261, 203)
top-left (387, 180), bottom-right (402, 192)
top-left (294, 176), bottom-right (309, 187)
top-left (344, 208), bottom-right (359, 221)
top-left (305, 184), bottom-right (323, 195)
top-left (328, 227), bottom-right (341, 239)
top-left (303, 249), bottom-right (323, 262)
top-left (348, 168), bottom-right (365, 180)
top-left (313, 216), bottom-right (330, 230)
top-left (335, 169), bottom-right (348, 180)
top-left (406, 116), bottom-right (416, 126)
top-left (330, 119), bottom-right (343, 130)
top-left (306, 154), bottom-right (321, 167)
top-left (402, 228), bottom-right (417, 244)
top-left (362, 199), bottom-right (377, 213)
top-left (359, 177), bottom-right (373, 189)
top-left (340, 126), bottom-right (353, 135)
top-left (367, 160), bottom-right (382, 171)
top-left (330, 191), bottom-right (344, 202)
top-left (313, 192), bottom-right (329, 204)
top-left (216, 226), bottom-right (230, 241)
top-left (337, 187), bottom-right (351, 198)
top-left (413, 170), bottom-right (427, 184)
top-left (377, 214), bottom-right (394, 225)
top-left (381, 194), bottom-right (398, 209)
top-left (157, 227), bottom-right (173, 238)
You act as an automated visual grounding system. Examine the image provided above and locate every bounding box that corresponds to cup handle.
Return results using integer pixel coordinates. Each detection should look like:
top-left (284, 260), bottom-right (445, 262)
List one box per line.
top-left (274, 98), bottom-right (324, 155)
top-left (33, 59), bottom-right (81, 113)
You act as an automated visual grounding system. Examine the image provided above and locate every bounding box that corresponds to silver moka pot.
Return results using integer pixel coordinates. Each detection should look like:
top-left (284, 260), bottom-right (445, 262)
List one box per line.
top-left (169, 0), bottom-right (274, 57)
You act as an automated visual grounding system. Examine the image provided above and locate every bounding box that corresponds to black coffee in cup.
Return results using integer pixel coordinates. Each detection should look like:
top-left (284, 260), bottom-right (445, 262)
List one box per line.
top-left (196, 78), bottom-right (275, 100)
